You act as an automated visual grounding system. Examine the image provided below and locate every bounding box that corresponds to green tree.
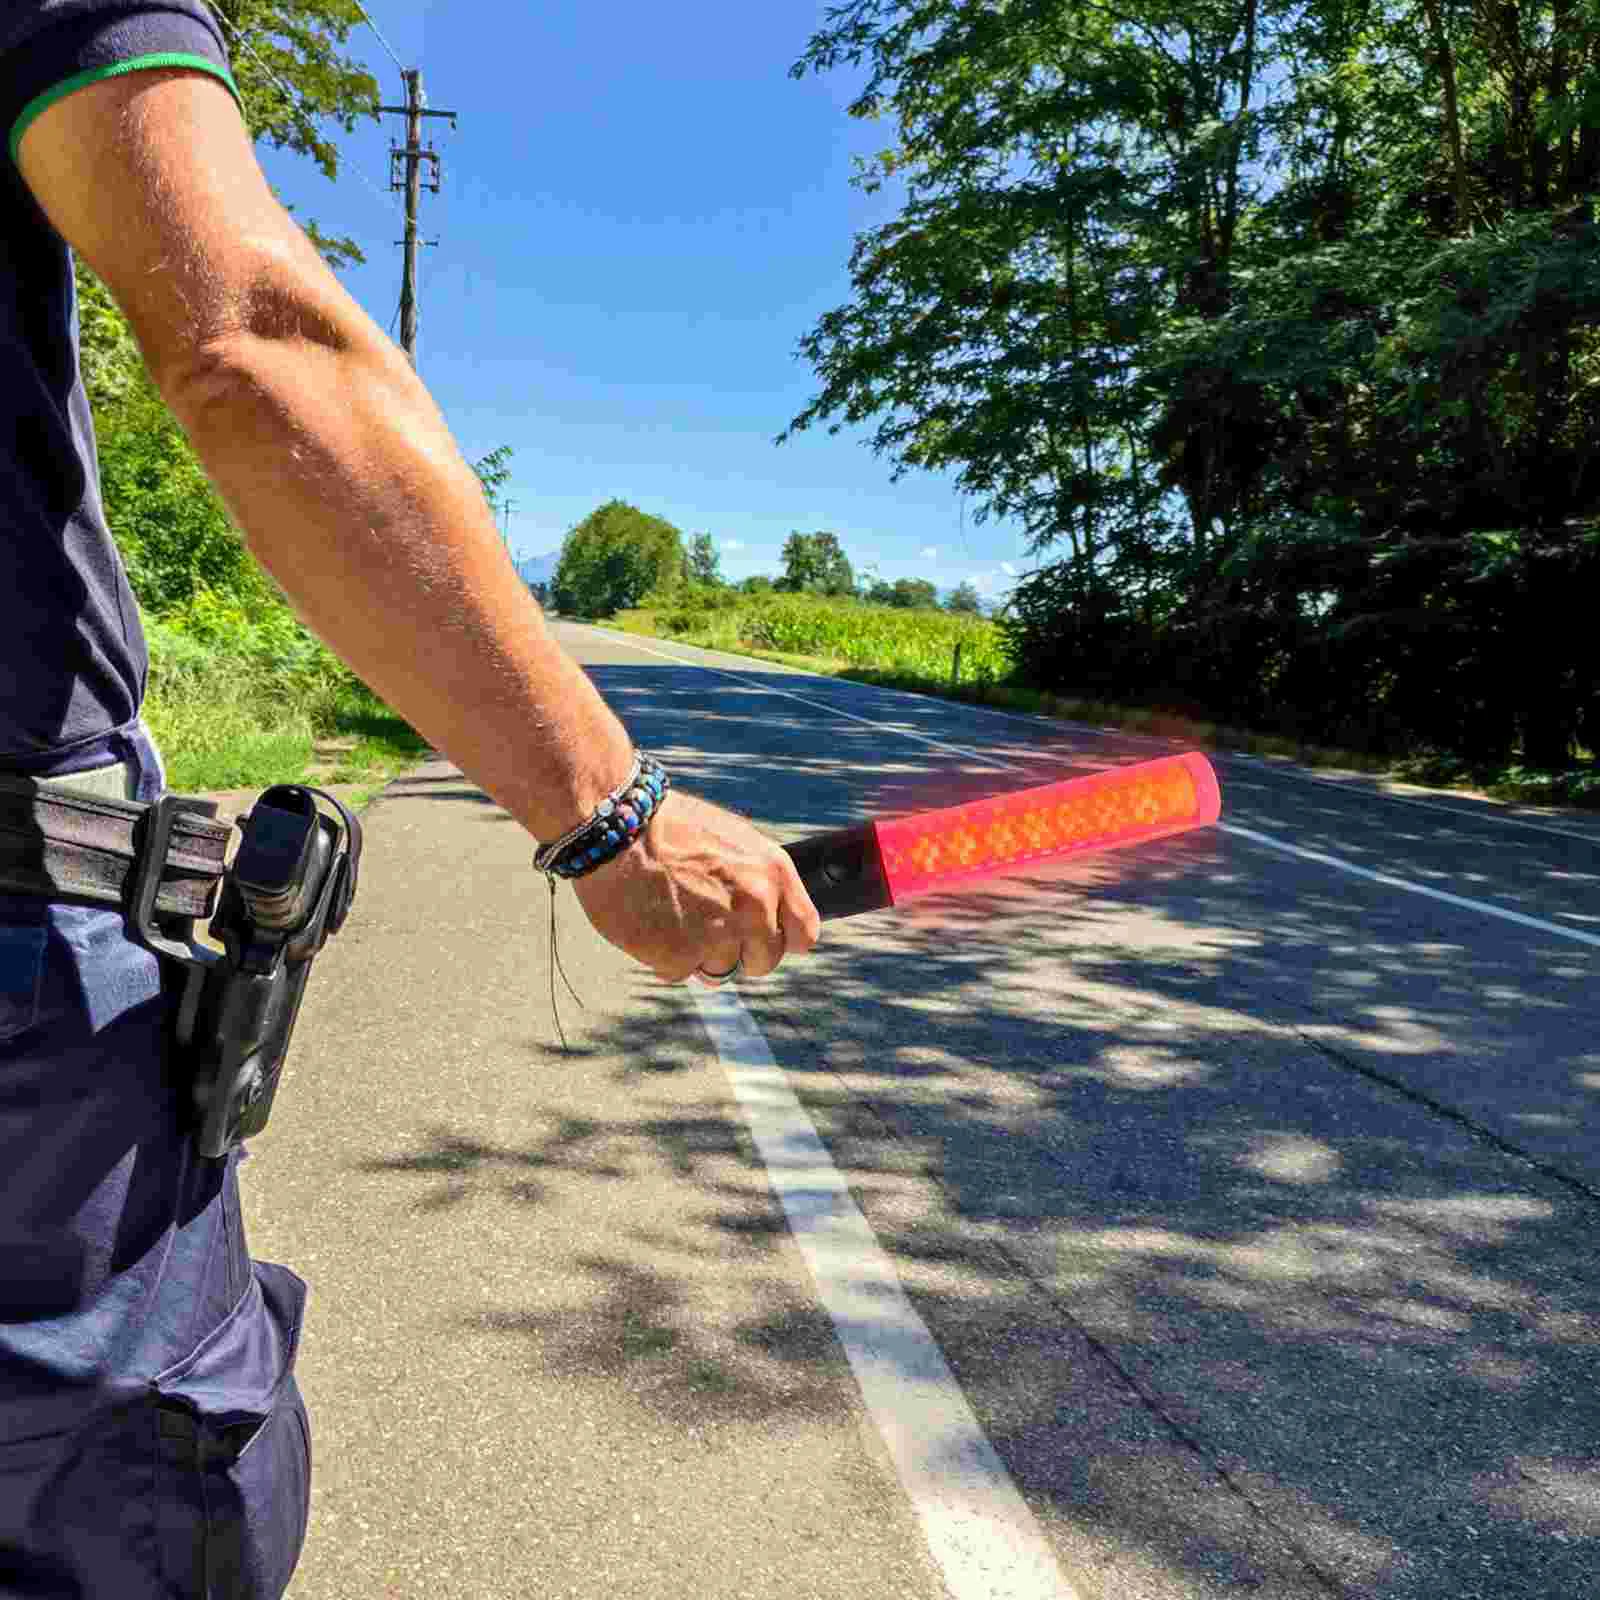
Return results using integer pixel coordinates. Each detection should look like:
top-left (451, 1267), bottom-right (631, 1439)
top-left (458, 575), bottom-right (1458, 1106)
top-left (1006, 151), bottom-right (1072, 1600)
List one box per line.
top-left (739, 575), bottom-right (776, 596)
top-left (889, 577), bottom-right (939, 610)
top-left (788, 0), bottom-right (1600, 774)
top-left (945, 581), bottom-right (983, 614)
top-left (551, 500), bottom-right (686, 618)
top-left (470, 446), bottom-right (514, 516)
top-left (686, 532), bottom-right (725, 585)
top-left (777, 531), bottom-right (855, 596)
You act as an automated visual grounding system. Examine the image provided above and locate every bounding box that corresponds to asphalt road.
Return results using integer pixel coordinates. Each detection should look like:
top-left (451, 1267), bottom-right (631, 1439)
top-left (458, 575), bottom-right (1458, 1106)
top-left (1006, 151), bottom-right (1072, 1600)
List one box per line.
top-left (251, 619), bottom-right (1600, 1600)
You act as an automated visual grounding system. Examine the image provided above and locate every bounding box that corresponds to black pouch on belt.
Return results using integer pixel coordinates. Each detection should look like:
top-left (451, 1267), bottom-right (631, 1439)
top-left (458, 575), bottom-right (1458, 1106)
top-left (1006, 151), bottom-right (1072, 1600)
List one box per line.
top-left (0, 776), bottom-right (360, 1158)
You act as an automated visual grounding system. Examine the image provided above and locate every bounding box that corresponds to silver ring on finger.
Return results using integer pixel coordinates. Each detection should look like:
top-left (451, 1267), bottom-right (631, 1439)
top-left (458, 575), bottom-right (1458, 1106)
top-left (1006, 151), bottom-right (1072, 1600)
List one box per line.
top-left (696, 955), bottom-right (743, 986)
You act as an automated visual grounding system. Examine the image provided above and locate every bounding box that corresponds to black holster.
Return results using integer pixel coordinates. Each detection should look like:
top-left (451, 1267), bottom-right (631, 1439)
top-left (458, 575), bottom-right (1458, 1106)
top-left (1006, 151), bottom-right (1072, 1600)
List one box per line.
top-left (132, 785), bottom-right (362, 1159)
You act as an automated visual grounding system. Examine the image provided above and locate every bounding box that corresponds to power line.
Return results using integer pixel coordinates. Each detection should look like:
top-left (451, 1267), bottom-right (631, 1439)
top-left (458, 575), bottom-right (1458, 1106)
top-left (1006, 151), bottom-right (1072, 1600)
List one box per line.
top-left (348, 0), bottom-right (407, 78)
top-left (205, 4), bottom-right (405, 228)
top-left (206, 5), bottom-right (455, 368)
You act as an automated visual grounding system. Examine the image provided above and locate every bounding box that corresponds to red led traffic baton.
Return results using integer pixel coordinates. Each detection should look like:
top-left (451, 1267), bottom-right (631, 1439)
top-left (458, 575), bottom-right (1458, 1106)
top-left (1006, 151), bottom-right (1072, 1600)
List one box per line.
top-left (782, 752), bottom-right (1221, 921)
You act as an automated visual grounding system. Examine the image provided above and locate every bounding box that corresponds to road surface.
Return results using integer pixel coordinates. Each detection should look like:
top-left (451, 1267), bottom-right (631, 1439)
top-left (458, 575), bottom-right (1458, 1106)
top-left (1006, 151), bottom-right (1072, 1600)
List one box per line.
top-left (251, 619), bottom-right (1600, 1599)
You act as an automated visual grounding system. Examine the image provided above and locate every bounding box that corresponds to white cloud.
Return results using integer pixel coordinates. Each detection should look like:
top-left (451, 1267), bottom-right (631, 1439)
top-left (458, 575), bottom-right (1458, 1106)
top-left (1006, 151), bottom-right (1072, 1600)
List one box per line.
top-left (920, 546), bottom-right (938, 561)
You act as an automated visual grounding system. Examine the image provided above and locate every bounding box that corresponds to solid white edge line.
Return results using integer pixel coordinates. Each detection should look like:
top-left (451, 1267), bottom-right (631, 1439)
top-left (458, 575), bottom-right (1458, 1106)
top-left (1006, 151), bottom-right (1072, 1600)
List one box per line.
top-left (693, 987), bottom-right (1084, 1600)
top-left (579, 625), bottom-right (1600, 950)
top-left (577, 621), bottom-right (1600, 847)
top-left (1219, 822), bottom-right (1600, 949)
top-left (587, 623), bottom-right (1084, 1593)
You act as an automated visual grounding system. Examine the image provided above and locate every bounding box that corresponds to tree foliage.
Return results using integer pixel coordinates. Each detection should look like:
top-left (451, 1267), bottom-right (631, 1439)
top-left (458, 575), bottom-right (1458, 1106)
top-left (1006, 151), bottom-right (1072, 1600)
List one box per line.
top-left (470, 446), bottom-right (515, 520)
top-left (778, 530), bottom-right (856, 596)
top-left (945, 580), bottom-right (983, 614)
top-left (686, 532), bottom-right (725, 585)
top-left (551, 500), bottom-right (686, 618)
top-left (862, 575), bottom-right (940, 609)
top-left (788, 0), bottom-right (1600, 772)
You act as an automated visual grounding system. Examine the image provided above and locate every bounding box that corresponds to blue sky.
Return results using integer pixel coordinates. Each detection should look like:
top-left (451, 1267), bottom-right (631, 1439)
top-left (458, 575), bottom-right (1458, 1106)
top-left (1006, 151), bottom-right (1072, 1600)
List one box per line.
top-left (248, 0), bottom-right (1038, 606)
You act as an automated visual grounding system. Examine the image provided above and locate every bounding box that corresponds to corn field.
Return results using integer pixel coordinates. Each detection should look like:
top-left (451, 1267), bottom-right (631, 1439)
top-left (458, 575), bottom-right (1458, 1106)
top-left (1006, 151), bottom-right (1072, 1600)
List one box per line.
top-left (648, 592), bottom-right (1014, 684)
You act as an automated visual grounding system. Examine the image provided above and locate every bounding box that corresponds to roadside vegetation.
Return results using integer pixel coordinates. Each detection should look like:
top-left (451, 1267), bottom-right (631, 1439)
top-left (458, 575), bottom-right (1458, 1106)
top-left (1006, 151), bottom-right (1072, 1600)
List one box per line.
top-left (141, 607), bottom-right (427, 796)
top-left (769, 1), bottom-right (1600, 806)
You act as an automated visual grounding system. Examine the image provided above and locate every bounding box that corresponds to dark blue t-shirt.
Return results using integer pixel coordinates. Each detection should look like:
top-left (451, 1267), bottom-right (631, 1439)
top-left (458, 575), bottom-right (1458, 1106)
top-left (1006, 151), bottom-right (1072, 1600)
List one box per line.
top-left (0, 2), bottom-right (237, 769)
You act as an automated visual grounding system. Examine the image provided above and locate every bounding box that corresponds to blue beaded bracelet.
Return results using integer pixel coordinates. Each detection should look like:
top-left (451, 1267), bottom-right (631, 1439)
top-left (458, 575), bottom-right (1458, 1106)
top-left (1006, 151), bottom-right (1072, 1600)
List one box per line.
top-left (534, 751), bottom-right (670, 881)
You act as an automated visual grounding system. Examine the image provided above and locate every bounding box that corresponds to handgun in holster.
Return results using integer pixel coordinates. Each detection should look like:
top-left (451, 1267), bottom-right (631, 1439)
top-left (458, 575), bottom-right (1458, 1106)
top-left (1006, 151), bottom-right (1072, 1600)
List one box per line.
top-left (131, 785), bottom-right (362, 1159)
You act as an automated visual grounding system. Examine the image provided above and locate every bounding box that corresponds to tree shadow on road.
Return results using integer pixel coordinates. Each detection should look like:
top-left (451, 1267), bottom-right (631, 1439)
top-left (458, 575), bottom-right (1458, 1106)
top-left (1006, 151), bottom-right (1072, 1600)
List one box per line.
top-left (358, 663), bottom-right (1600, 1600)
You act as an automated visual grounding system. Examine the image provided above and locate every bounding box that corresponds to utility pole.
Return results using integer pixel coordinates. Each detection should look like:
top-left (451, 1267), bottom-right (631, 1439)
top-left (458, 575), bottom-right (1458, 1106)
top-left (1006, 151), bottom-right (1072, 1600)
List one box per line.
top-left (379, 69), bottom-right (456, 367)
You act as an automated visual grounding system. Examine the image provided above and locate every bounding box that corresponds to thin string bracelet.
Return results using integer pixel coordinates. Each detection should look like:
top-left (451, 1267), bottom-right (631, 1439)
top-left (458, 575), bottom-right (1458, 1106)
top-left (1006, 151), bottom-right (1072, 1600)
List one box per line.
top-left (536, 752), bottom-right (669, 1051)
top-left (547, 875), bottom-right (586, 1053)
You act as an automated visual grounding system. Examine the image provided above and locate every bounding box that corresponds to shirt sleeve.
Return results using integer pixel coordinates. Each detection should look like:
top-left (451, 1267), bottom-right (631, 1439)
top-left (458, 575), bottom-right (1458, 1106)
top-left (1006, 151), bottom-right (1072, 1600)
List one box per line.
top-left (2, 2), bottom-right (240, 167)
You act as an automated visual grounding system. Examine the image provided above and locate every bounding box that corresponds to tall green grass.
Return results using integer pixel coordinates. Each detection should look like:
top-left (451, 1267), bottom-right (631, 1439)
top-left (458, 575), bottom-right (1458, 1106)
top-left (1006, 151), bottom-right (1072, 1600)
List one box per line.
top-left (142, 589), bottom-right (419, 792)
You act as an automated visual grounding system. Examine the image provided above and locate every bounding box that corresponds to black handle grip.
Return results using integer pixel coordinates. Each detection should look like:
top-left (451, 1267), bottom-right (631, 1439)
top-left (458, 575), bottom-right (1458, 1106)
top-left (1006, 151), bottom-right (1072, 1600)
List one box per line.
top-left (782, 823), bottom-right (893, 922)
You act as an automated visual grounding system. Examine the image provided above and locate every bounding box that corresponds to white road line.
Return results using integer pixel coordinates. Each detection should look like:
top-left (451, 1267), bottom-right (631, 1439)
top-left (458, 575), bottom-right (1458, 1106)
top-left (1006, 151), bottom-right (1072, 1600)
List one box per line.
top-left (576, 628), bottom-right (1082, 778)
top-left (593, 624), bottom-right (1084, 1592)
top-left (584, 626), bottom-right (1600, 951)
top-left (1222, 822), bottom-right (1600, 949)
top-left (582, 623), bottom-right (1600, 847)
top-left (694, 988), bottom-right (1084, 1600)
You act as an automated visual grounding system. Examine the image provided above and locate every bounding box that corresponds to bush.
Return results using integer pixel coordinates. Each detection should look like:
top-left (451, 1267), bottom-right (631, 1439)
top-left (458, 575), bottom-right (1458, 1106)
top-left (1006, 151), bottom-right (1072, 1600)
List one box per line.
top-left (657, 582), bottom-right (744, 633)
top-left (141, 590), bottom-right (369, 789)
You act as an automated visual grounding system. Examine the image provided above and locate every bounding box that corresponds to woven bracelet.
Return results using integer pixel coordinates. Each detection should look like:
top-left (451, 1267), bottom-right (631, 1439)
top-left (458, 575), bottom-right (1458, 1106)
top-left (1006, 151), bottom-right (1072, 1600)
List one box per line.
top-left (533, 751), bottom-right (669, 881)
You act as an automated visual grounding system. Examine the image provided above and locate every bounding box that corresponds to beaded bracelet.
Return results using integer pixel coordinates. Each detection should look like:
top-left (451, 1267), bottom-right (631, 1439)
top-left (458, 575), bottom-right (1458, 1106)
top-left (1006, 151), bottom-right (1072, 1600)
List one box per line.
top-left (533, 750), bottom-right (670, 881)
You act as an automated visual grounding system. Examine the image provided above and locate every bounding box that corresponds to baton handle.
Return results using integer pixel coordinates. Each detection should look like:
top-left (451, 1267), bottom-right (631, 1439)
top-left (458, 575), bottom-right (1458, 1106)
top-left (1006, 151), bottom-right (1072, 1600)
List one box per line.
top-left (782, 824), bottom-right (892, 923)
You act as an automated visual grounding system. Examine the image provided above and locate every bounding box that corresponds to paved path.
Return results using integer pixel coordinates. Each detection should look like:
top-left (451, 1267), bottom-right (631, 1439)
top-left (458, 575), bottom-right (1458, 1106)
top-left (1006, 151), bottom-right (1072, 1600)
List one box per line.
top-left (248, 623), bottom-right (1600, 1599)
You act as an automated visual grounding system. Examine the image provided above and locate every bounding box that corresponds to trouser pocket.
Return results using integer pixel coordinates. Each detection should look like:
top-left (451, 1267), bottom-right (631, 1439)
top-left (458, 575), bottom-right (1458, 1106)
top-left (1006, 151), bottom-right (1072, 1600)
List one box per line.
top-left (152, 1260), bottom-right (312, 1600)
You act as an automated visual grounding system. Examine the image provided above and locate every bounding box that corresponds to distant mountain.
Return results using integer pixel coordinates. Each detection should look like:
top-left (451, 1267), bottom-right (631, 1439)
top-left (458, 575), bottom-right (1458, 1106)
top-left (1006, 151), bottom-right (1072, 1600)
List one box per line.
top-left (515, 551), bottom-right (560, 588)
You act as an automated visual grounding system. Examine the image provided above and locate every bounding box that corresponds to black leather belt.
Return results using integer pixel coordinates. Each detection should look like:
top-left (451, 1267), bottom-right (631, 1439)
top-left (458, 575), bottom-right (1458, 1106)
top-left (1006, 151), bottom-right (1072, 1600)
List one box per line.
top-left (0, 774), bottom-right (230, 919)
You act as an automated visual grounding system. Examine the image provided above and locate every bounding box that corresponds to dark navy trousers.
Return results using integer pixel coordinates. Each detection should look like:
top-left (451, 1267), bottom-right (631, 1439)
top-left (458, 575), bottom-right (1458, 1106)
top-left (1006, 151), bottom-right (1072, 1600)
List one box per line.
top-left (0, 723), bottom-right (311, 1598)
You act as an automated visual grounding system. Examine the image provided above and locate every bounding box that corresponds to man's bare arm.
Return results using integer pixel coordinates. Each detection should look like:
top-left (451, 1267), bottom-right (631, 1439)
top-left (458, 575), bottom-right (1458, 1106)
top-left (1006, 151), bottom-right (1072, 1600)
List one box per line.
top-left (17, 68), bottom-right (633, 844)
top-left (17, 66), bottom-right (820, 983)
